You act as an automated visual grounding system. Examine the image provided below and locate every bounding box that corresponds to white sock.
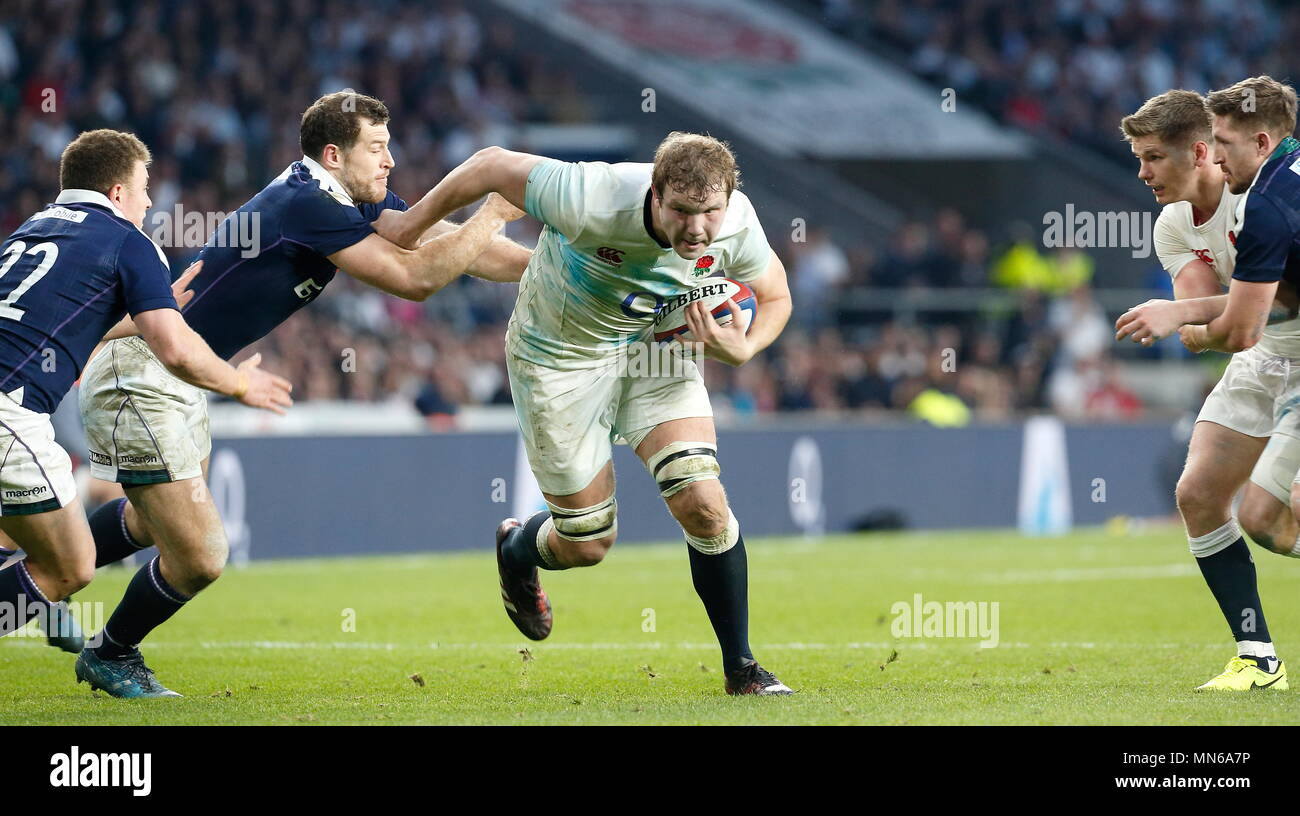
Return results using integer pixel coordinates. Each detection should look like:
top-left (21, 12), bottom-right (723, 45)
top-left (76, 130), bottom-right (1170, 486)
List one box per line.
top-left (1188, 519), bottom-right (1241, 558)
top-left (1237, 640), bottom-right (1278, 663)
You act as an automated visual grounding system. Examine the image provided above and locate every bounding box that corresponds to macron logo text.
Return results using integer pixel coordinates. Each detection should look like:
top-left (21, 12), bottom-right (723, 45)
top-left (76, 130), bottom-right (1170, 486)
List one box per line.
top-left (50, 746), bottom-right (151, 797)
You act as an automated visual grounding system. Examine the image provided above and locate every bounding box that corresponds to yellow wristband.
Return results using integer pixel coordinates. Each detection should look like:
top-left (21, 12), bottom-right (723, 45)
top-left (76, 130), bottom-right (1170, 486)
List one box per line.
top-left (232, 371), bottom-right (249, 400)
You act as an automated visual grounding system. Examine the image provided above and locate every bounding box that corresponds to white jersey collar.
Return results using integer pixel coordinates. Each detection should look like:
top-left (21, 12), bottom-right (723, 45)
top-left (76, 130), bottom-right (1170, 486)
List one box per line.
top-left (299, 155), bottom-right (355, 207)
top-left (55, 188), bottom-right (127, 221)
top-left (54, 189), bottom-right (169, 269)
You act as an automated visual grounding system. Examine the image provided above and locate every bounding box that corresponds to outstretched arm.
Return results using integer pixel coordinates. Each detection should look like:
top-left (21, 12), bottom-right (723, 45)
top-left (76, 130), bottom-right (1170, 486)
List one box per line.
top-left (1116, 282), bottom-right (1291, 352)
top-left (133, 309), bottom-right (292, 414)
top-left (1116, 253), bottom-right (1297, 352)
top-left (330, 193), bottom-right (523, 299)
top-left (412, 220), bottom-right (532, 282)
top-left (1201, 279), bottom-right (1282, 352)
top-left (373, 211), bottom-right (532, 281)
top-left (419, 147), bottom-right (547, 226)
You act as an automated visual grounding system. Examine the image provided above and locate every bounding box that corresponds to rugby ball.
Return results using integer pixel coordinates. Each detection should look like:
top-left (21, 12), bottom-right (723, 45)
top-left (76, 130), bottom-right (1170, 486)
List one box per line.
top-left (652, 278), bottom-right (757, 343)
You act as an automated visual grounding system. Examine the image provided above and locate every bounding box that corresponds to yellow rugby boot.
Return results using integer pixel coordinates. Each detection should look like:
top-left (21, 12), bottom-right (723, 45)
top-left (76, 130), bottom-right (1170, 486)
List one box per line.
top-left (1194, 656), bottom-right (1288, 691)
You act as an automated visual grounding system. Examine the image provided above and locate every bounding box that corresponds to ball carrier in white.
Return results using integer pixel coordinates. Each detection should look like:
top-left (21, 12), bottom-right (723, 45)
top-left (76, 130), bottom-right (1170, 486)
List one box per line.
top-left (424, 133), bottom-right (795, 695)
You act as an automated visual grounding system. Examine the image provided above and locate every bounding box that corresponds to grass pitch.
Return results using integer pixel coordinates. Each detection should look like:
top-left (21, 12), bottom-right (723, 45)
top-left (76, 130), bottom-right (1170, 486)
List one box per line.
top-left (4, 525), bottom-right (1299, 725)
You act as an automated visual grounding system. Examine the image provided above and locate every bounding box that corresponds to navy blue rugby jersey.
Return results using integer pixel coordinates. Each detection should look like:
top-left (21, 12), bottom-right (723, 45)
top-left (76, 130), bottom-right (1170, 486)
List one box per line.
top-left (186, 156), bottom-right (407, 360)
top-left (0, 189), bottom-right (177, 414)
top-left (1233, 137), bottom-right (1300, 291)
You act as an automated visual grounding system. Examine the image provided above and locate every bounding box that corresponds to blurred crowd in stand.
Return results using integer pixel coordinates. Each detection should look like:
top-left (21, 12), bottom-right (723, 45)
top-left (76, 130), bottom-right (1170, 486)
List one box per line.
top-left (3, 0), bottom-right (1203, 425)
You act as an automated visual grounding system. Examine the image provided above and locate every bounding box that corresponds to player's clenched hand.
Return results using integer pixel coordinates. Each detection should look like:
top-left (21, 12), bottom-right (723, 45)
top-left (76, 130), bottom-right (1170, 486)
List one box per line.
top-left (172, 259), bottom-right (203, 309)
top-left (479, 192), bottom-right (525, 223)
top-left (1115, 298), bottom-right (1185, 347)
top-left (1179, 325), bottom-right (1210, 353)
top-left (234, 352), bottom-right (293, 415)
top-left (684, 299), bottom-right (752, 366)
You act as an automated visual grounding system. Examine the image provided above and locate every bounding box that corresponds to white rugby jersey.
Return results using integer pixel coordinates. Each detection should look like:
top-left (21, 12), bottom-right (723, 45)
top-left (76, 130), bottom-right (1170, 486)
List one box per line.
top-left (508, 160), bottom-right (771, 368)
top-left (1154, 183), bottom-right (1300, 357)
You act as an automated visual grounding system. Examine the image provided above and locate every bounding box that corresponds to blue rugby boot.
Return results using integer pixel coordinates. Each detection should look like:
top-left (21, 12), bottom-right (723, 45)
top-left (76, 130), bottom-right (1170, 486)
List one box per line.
top-left (75, 649), bottom-right (181, 698)
top-left (44, 601), bottom-right (85, 654)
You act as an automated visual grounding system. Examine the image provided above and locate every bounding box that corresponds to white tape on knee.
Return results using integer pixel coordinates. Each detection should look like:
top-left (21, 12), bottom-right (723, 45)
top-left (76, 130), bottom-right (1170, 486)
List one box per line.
top-left (546, 496), bottom-right (617, 543)
top-left (1188, 518), bottom-right (1242, 558)
top-left (645, 441), bottom-right (720, 499)
top-left (534, 517), bottom-right (561, 568)
top-left (685, 510), bottom-right (740, 555)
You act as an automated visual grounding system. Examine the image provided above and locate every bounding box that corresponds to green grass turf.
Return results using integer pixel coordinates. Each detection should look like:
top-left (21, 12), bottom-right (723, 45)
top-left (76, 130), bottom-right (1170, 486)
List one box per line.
top-left (3, 523), bottom-right (1300, 724)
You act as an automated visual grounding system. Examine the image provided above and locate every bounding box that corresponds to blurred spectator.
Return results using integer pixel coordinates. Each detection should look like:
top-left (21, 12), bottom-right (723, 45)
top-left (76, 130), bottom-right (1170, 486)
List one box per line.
top-left (802, 0), bottom-right (1284, 166)
top-left (0, 0), bottom-right (1168, 422)
top-left (1048, 284), bottom-right (1111, 367)
top-left (1085, 358), bottom-right (1144, 420)
top-left (789, 227), bottom-right (851, 328)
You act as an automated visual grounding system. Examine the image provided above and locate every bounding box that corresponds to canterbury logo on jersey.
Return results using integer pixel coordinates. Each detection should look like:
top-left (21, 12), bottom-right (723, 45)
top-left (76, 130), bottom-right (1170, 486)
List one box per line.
top-left (595, 246), bottom-right (625, 266)
top-left (1194, 249), bottom-right (1215, 265)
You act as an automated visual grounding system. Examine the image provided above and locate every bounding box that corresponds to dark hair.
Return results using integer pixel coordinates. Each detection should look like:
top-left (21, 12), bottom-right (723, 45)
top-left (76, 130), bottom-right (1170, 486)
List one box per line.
top-left (59, 129), bottom-right (151, 194)
top-left (299, 91), bottom-right (391, 159)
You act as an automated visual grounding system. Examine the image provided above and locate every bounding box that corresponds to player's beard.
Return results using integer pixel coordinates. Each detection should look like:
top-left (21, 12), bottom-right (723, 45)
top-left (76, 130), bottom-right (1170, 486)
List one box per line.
top-left (337, 163), bottom-right (384, 204)
top-left (1225, 157), bottom-right (1264, 196)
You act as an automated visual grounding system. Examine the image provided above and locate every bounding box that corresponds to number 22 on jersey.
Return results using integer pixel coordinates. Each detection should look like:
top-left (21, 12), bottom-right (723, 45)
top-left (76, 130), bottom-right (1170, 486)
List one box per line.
top-left (0, 241), bottom-right (59, 322)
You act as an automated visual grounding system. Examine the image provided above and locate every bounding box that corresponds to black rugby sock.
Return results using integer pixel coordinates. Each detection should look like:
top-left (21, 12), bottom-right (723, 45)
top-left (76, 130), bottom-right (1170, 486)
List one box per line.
top-left (688, 534), bottom-right (754, 674)
top-left (89, 498), bottom-right (149, 568)
top-left (1196, 537), bottom-right (1272, 645)
top-left (0, 561), bottom-right (51, 637)
top-left (95, 556), bottom-right (190, 659)
top-left (501, 511), bottom-right (568, 573)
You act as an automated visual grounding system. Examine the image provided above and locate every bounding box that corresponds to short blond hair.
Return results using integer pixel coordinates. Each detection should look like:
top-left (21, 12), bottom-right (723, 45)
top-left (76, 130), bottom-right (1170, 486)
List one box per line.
top-left (651, 132), bottom-right (740, 200)
top-left (1205, 76), bottom-right (1298, 140)
top-left (1120, 90), bottom-right (1211, 151)
top-left (59, 129), bottom-right (151, 194)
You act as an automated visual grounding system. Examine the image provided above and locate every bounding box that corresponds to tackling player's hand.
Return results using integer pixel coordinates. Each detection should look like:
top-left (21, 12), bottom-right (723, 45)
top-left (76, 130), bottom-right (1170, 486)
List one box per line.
top-left (1179, 325), bottom-right (1210, 353)
top-left (172, 259), bottom-right (203, 309)
top-left (480, 192), bottom-right (525, 224)
top-left (684, 299), bottom-right (752, 366)
top-left (1115, 298), bottom-right (1185, 347)
top-left (234, 352), bottom-right (294, 415)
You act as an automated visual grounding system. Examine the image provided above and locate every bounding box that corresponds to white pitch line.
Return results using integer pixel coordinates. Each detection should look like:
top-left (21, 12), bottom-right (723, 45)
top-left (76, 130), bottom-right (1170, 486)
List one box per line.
top-left (0, 639), bottom-right (1220, 652)
top-left (909, 564), bottom-right (1201, 584)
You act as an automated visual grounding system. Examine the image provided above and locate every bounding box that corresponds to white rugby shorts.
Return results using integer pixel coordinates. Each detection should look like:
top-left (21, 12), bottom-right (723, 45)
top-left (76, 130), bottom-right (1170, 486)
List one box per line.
top-left (79, 336), bottom-right (210, 485)
top-left (507, 343), bottom-right (712, 496)
top-left (0, 390), bottom-right (77, 515)
top-left (1198, 344), bottom-right (1300, 504)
